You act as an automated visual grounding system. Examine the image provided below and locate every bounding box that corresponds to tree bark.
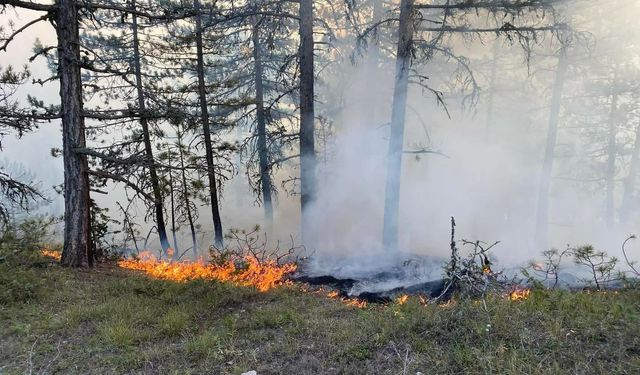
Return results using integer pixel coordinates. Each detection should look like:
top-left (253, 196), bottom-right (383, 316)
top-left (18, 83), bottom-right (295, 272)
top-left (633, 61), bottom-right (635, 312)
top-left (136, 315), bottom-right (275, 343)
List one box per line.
top-left (58, 0), bottom-right (91, 267)
top-left (194, 0), bottom-right (223, 248)
top-left (535, 46), bottom-right (568, 251)
top-left (382, 0), bottom-right (414, 252)
top-left (605, 75), bottom-right (619, 228)
top-left (168, 156), bottom-right (180, 260)
top-left (299, 0), bottom-right (317, 244)
top-left (177, 127), bottom-right (198, 257)
top-left (131, 3), bottom-right (171, 253)
top-left (252, 19), bottom-right (274, 226)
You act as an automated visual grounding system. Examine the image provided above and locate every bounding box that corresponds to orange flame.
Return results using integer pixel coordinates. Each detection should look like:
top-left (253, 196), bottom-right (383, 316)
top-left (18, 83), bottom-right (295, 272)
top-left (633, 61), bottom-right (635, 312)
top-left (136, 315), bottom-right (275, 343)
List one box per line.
top-left (509, 287), bottom-right (531, 301)
top-left (324, 289), bottom-right (367, 308)
top-left (396, 294), bottom-right (409, 305)
top-left (117, 251), bottom-right (296, 292)
top-left (343, 298), bottom-right (368, 308)
top-left (41, 249), bottom-right (61, 261)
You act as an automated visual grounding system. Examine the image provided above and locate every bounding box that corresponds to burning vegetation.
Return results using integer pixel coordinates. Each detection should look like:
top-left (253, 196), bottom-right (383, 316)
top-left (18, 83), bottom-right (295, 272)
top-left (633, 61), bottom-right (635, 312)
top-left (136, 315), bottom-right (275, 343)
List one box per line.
top-left (118, 251), bottom-right (297, 292)
top-left (41, 249), bottom-right (61, 261)
top-left (509, 287), bottom-right (531, 301)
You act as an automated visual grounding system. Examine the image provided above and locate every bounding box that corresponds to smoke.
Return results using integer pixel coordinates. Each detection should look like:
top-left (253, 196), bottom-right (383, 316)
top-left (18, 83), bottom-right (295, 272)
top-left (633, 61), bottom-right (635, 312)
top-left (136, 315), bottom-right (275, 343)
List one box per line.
top-left (2, 2), bottom-right (640, 282)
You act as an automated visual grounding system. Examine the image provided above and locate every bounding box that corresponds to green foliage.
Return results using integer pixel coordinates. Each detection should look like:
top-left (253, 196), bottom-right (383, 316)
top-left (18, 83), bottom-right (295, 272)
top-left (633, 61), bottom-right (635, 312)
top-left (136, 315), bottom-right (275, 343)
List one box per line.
top-left (0, 265), bottom-right (42, 304)
top-left (0, 215), bottom-right (57, 304)
top-left (572, 245), bottom-right (620, 289)
top-left (89, 199), bottom-right (121, 261)
top-left (0, 214), bottom-right (56, 262)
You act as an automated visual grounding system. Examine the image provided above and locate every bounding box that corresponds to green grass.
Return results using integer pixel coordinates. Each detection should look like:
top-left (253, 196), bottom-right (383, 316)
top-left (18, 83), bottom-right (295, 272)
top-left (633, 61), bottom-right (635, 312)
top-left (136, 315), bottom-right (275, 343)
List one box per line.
top-left (1, 258), bottom-right (640, 375)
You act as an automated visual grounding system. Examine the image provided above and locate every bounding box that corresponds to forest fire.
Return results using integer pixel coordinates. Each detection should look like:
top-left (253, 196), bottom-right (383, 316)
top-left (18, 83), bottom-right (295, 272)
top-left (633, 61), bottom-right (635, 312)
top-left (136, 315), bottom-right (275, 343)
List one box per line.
top-left (117, 251), bottom-right (296, 292)
top-left (509, 287), bottom-right (531, 301)
top-left (41, 249), bottom-right (61, 261)
top-left (396, 294), bottom-right (409, 305)
top-left (325, 289), bottom-right (368, 308)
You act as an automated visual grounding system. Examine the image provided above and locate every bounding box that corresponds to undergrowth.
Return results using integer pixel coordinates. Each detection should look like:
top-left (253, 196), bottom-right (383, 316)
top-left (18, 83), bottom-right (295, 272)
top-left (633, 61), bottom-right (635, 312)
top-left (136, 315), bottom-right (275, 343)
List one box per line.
top-left (1, 259), bottom-right (639, 374)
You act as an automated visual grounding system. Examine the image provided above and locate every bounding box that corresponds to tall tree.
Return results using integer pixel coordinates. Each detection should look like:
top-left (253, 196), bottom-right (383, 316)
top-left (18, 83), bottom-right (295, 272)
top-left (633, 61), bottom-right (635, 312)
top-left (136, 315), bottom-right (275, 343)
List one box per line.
top-left (299, 0), bottom-right (316, 244)
top-left (382, 0), bottom-right (414, 252)
top-left (131, 0), bottom-right (171, 253)
top-left (535, 45), bottom-right (568, 251)
top-left (193, 0), bottom-right (223, 248)
top-left (251, 16), bottom-right (274, 225)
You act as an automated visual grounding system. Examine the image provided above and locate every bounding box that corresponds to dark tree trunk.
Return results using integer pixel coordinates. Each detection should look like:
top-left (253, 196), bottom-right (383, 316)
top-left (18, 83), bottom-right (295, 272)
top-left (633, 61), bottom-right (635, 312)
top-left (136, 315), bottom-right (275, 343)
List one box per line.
top-left (605, 79), bottom-right (619, 228)
top-left (168, 157), bottom-right (180, 260)
top-left (252, 20), bottom-right (274, 225)
top-left (382, 0), bottom-right (414, 252)
top-left (194, 0), bottom-right (223, 248)
top-left (535, 46), bottom-right (568, 251)
top-left (621, 116), bottom-right (640, 223)
top-left (131, 5), bottom-right (171, 253)
top-left (58, 0), bottom-right (91, 267)
top-left (177, 127), bottom-right (198, 257)
top-left (299, 0), bottom-right (317, 244)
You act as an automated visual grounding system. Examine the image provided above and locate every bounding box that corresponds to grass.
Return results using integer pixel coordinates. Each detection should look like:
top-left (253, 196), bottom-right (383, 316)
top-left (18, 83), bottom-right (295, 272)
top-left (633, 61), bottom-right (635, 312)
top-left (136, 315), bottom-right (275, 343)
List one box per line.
top-left (1, 256), bottom-right (640, 374)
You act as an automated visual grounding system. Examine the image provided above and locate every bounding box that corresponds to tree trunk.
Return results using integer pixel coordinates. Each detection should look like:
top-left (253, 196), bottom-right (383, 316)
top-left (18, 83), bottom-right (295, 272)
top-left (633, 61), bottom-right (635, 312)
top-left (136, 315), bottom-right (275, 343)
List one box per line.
top-left (535, 46), bottom-right (568, 251)
top-left (605, 76), bottom-right (619, 228)
top-left (58, 0), bottom-right (91, 267)
top-left (177, 127), bottom-right (198, 257)
top-left (168, 156), bottom-right (180, 260)
top-left (621, 115), bottom-right (640, 223)
top-left (252, 20), bottom-right (274, 226)
top-left (382, 0), bottom-right (414, 252)
top-left (194, 0), bottom-right (223, 248)
top-left (299, 0), bottom-right (317, 244)
top-left (131, 4), bottom-right (171, 253)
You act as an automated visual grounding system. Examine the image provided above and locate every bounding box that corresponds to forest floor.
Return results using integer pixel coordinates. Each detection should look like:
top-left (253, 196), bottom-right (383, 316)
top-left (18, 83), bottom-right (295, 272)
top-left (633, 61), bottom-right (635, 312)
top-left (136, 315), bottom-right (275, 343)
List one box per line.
top-left (2, 255), bottom-right (640, 375)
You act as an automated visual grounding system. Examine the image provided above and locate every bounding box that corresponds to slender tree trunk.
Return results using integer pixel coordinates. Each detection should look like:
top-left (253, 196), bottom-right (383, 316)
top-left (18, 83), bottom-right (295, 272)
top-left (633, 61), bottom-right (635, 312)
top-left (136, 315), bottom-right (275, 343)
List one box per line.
top-left (252, 20), bottom-right (273, 225)
top-left (177, 128), bottom-right (198, 257)
top-left (194, 0), bottom-right (223, 248)
top-left (58, 0), bottom-right (90, 267)
top-left (621, 114), bottom-right (640, 223)
top-left (484, 42), bottom-right (500, 142)
top-left (382, 0), bottom-right (414, 252)
top-left (535, 46), bottom-right (568, 251)
top-left (605, 77), bottom-right (619, 228)
top-left (168, 158), bottom-right (180, 260)
top-left (131, 5), bottom-right (171, 253)
top-left (299, 0), bottom-right (317, 244)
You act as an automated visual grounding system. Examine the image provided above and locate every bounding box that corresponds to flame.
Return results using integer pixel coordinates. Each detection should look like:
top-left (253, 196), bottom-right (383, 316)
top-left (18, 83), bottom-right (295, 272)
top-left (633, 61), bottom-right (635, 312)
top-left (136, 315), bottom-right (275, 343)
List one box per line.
top-left (343, 298), bottom-right (368, 308)
top-left (117, 251), bottom-right (296, 292)
top-left (396, 294), bottom-right (409, 305)
top-left (41, 249), bottom-right (61, 261)
top-left (509, 287), bottom-right (531, 301)
top-left (324, 289), bottom-right (367, 308)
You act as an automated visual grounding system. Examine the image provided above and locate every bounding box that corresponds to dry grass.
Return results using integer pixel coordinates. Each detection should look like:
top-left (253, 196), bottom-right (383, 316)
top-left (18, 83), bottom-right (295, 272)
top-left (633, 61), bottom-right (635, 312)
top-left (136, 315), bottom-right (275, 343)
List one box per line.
top-left (1, 256), bottom-right (640, 374)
